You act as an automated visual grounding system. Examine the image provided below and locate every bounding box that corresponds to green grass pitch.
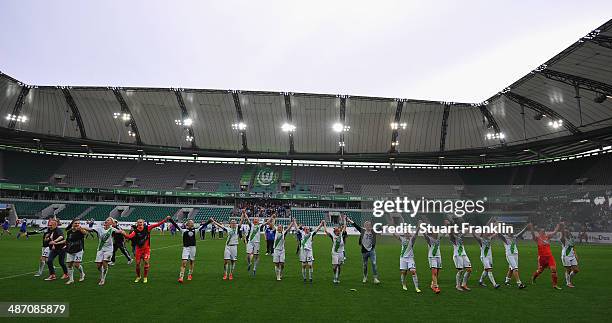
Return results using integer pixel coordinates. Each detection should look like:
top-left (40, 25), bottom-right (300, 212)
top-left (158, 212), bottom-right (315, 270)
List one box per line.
top-left (0, 228), bottom-right (611, 322)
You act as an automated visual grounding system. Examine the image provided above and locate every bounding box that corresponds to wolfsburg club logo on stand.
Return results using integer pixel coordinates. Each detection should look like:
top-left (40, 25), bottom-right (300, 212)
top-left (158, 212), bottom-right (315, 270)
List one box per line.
top-left (255, 168), bottom-right (277, 186)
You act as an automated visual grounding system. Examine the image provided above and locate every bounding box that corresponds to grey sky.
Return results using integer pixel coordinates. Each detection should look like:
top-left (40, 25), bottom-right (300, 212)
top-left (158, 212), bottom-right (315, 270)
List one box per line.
top-left (1, 0), bottom-right (610, 102)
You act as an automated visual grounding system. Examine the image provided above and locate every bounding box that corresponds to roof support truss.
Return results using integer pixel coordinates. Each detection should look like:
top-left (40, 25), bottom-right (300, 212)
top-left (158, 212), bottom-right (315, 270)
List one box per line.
top-left (439, 104), bottom-right (450, 152)
top-left (61, 88), bottom-right (87, 139)
top-left (283, 93), bottom-right (295, 154)
top-left (504, 92), bottom-right (581, 134)
top-left (389, 99), bottom-right (404, 153)
top-left (174, 90), bottom-right (196, 148)
top-left (231, 91), bottom-right (248, 152)
top-left (111, 88), bottom-right (143, 145)
top-left (479, 105), bottom-right (505, 145)
top-left (338, 96), bottom-right (347, 155)
top-left (7, 86), bottom-right (30, 129)
top-left (588, 34), bottom-right (612, 50)
top-left (539, 69), bottom-right (612, 96)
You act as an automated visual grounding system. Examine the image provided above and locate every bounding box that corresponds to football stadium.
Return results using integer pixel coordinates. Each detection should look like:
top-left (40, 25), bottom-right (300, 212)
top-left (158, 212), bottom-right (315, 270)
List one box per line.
top-left (1, 2), bottom-right (612, 322)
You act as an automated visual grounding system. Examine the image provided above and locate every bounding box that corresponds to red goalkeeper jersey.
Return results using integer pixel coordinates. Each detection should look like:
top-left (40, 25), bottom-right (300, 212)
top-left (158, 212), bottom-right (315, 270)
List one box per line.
top-left (536, 236), bottom-right (553, 256)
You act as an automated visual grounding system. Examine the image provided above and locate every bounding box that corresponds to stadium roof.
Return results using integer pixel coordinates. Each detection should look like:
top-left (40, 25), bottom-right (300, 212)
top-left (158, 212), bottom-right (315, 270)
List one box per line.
top-left (1, 19), bottom-right (611, 165)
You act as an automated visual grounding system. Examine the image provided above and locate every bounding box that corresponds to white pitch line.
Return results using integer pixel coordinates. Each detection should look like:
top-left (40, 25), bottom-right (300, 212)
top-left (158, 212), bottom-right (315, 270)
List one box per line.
top-left (0, 243), bottom-right (183, 280)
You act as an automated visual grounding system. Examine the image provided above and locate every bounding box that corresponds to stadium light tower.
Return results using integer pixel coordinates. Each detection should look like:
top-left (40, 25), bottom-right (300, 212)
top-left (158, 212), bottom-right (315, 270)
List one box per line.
top-left (112, 112), bottom-right (132, 144)
top-left (281, 123), bottom-right (296, 132)
top-left (6, 114), bottom-right (28, 123)
top-left (231, 122), bottom-right (247, 153)
top-left (548, 119), bottom-right (563, 129)
top-left (232, 122), bottom-right (247, 131)
top-left (113, 112), bottom-right (131, 121)
top-left (485, 132), bottom-right (505, 140)
top-left (390, 122), bottom-right (407, 152)
top-left (175, 118), bottom-right (194, 127)
top-left (332, 122), bottom-right (350, 133)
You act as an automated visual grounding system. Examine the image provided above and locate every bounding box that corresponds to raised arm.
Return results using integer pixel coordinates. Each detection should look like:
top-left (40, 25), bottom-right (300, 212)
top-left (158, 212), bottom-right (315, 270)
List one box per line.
top-left (238, 211), bottom-right (246, 226)
top-left (168, 218), bottom-right (181, 231)
top-left (284, 220), bottom-right (296, 237)
top-left (26, 227), bottom-right (47, 236)
top-left (420, 216), bottom-right (432, 239)
top-left (516, 223), bottom-right (529, 239)
top-left (50, 230), bottom-right (65, 246)
top-left (148, 216), bottom-right (171, 231)
top-left (110, 226), bottom-right (125, 235)
top-left (265, 214), bottom-right (276, 226)
top-left (123, 228), bottom-right (134, 239)
top-left (209, 218), bottom-right (222, 228)
top-left (392, 229), bottom-right (402, 240)
top-left (559, 222), bottom-right (567, 242)
top-left (340, 215), bottom-right (347, 233)
top-left (208, 218), bottom-right (227, 231)
top-left (443, 219), bottom-right (456, 241)
top-left (528, 223), bottom-right (537, 241)
top-left (241, 209), bottom-right (250, 225)
top-left (548, 223), bottom-right (561, 239)
top-left (322, 223), bottom-right (333, 239)
top-left (313, 220), bottom-right (325, 234)
top-left (346, 216), bottom-right (362, 232)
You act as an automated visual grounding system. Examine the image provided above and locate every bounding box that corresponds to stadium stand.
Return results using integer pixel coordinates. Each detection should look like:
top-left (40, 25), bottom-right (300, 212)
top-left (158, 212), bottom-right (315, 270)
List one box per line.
top-left (581, 157), bottom-right (612, 185)
top-left (0, 151), bottom-right (4, 180)
top-left (85, 205), bottom-right (117, 221)
top-left (122, 161), bottom-right (189, 189)
top-left (2, 151), bottom-right (64, 184)
top-left (121, 206), bottom-right (179, 222)
top-left (292, 209), bottom-right (327, 226)
top-left (239, 167), bottom-right (255, 187)
top-left (344, 210), bottom-right (375, 225)
top-left (55, 157), bottom-right (136, 188)
top-left (217, 182), bottom-right (238, 192)
top-left (56, 203), bottom-right (92, 219)
top-left (194, 182), bottom-right (219, 192)
top-left (2, 150), bottom-right (612, 196)
top-left (186, 163), bottom-right (244, 186)
top-left (193, 207), bottom-right (233, 222)
top-left (12, 201), bottom-right (49, 217)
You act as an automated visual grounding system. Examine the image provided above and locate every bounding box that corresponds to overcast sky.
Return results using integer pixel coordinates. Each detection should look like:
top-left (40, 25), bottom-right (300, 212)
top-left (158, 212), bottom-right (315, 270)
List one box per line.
top-left (1, 0), bottom-right (610, 102)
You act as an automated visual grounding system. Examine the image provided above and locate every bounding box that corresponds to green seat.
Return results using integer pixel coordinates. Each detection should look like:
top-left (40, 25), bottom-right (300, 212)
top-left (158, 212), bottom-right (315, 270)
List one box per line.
top-left (56, 204), bottom-right (91, 219)
top-left (193, 207), bottom-right (233, 222)
top-left (86, 205), bottom-right (117, 221)
top-left (123, 206), bottom-right (178, 222)
top-left (12, 201), bottom-right (49, 218)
